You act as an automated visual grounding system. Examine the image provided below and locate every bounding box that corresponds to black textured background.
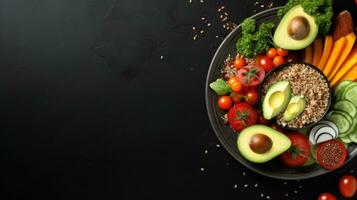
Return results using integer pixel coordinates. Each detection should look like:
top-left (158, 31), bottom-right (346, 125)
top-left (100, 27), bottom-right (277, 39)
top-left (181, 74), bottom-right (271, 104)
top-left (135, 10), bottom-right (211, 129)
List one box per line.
top-left (0, 0), bottom-right (356, 199)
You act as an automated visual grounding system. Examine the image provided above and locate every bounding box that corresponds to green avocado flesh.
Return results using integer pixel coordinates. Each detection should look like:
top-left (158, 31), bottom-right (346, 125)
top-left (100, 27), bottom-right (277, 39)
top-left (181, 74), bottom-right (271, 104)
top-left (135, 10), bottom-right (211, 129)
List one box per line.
top-left (282, 96), bottom-right (306, 121)
top-left (273, 5), bottom-right (318, 50)
top-left (237, 125), bottom-right (291, 163)
top-left (263, 81), bottom-right (292, 120)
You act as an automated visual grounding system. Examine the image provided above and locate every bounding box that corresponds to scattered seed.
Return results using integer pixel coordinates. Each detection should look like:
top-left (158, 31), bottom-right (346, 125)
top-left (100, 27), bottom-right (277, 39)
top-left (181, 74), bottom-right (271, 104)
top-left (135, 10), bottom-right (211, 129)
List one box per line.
top-left (192, 26), bottom-right (196, 30)
top-left (207, 23), bottom-right (211, 27)
top-left (200, 0), bottom-right (204, 3)
top-left (254, 183), bottom-right (258, 187)
top-left (193, 34), bottom-right (197, 40)
top-left (188, 0), bottom-right (192, 3)
top-left (293, 190), bottom-right (298, 194)
top-left (284, 193), bottom-right (289, 197)
top-left (260, 193), bottom-right (264, 198)
top-left (204, 150), bottom-right (208, 154)
top-left (200, 30), bottom-right (204, 34)
top-left (298, 185), bottom-right (303, 189)
top-left (243, 184), bottom-right (248, 188)
top-left (234, 184), bottom-right (238, 189)
top-left (224, 12), bottom-right (228, 16)
top-left (220, 15), bottom-right (224, 19)
top-left (266, 196), bottom-right (271, 199)
top-left (242, 172), bottom-right (246, 176)
top-left (260, 4), bottom-right (265, 8)
top-left (201, 17), bottom-right (205, 20)
top-left (215, 35), bottom-right (219, 38)
top-left (222, 17), bottom-right (228, 22)
top-left (200, 167), bottom-right (205, 171)
top-left (160, 56), bottom-right (164, 60)
top-left (221, 6), bottom-right (225, 9)
top-left (216, 144), bottom-right (220, 147)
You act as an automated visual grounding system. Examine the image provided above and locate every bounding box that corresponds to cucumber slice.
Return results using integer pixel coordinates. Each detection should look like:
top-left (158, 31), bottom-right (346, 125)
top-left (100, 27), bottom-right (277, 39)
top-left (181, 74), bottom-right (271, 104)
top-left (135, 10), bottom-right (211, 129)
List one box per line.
top-left (340, 118), bottom-right (357, 137)
top-left (350, 122), bottom-right (357, 143)
top-left (333, 100), bottom-right (357, 117)
top-left (334, 80), bottom-right (352, 100)
top-left (340, 136), bottom-right (352, 144)
top-left (330, 110), bottom-right (353, 125)
top-left (344, 85), bottom-right (357, 107)
top-left (327, 112), bottom-right (351, 133)
top-left (349, 133), bottom-right (357, 143)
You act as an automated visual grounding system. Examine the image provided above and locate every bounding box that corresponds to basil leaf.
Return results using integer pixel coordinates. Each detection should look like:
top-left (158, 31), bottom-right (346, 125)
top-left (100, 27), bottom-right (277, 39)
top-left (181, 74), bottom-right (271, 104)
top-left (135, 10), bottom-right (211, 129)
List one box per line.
top-left (209, 79), bottom-right (230, 95)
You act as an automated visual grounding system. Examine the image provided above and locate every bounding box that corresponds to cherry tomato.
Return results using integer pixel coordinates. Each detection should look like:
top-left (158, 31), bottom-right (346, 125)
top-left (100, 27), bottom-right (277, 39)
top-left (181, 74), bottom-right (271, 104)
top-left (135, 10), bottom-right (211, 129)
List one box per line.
top-left (227, 77), bottom-right (240, 86)
top-left (339, 175), bottom-right (357, 198)
top-left (227, 103), bottom-right (258, 132)
top-left (237, 65), bottom-right (265, 87)
top-left (231, 92), bottom-right (243, 103)
top-left (266, 48), bottom-right (277, 58)
top-left (285, 52), bottom-right (298, 62)
top-left (230, 81), bottom-right (243, 93)
top-left (256, 55), bottom-right (274, 72)
top-left (245, 90), bottom-right (259, 105)
top-left (217, 96), bottom-right (232, 110)
top-left (317, 193), bottom-right (336, 200)
top-left (317, 140), bottom-right (347, 170)
top-left (258, 115), bottom-right (270, 125)
top-left (234, 58), bottom-right (246, 69)
top-left (279, 132), bottom-right (311, 167)
top-left (270, 123), bottom-right (284, 133)
top-left (273, 56), bottom-right (285, 67)
top-left (277, 48), bottom-right (288, 56)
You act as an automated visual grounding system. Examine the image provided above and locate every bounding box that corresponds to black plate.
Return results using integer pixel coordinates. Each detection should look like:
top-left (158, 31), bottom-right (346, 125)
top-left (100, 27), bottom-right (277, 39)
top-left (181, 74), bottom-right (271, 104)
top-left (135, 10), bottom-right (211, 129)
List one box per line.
top-left (205, 7), bottom-right (357, 180)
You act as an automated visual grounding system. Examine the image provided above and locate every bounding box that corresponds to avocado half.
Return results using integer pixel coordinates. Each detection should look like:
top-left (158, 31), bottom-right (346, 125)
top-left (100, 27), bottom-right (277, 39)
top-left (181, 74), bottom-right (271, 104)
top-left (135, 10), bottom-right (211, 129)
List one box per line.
top-left (282, 95), bottom-right (306, 121)
top-left (273, 5), bottom-right (318, 50)
top-left (237, 125), bottom-right (291, 163)
top-left (262, 81), bottom-right (292, 120)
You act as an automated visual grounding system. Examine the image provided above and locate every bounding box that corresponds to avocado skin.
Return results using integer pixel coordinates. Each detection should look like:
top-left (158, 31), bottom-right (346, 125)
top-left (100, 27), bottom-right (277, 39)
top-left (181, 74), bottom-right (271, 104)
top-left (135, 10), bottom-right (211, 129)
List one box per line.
top-left (262, 81), bottom-right (292, 120)
top-left (273, 5), bottom-right (318, 50)
top-left (282, 96), bottom-right (306, 121)
top-left (237, 125), bottom-right (291, 163)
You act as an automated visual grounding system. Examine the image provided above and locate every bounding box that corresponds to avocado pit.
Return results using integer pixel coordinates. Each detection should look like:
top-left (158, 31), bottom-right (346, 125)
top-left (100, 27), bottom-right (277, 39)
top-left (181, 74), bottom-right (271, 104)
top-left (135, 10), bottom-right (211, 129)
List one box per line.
top-left (287, 16), bottom-right (310, 40)
top-left (249, 134), bottom-right (273, 154)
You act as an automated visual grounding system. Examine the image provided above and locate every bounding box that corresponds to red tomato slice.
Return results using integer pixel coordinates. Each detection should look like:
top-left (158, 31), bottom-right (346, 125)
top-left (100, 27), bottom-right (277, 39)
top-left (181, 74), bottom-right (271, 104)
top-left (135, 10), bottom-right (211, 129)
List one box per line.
top-left (317, 140), bottom-right (347, 170)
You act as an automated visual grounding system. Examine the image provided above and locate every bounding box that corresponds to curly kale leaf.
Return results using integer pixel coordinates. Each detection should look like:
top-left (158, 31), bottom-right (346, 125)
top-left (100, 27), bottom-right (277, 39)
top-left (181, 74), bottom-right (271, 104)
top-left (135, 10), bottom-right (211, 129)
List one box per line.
top-left (236, 18), bottom-right (274, 58)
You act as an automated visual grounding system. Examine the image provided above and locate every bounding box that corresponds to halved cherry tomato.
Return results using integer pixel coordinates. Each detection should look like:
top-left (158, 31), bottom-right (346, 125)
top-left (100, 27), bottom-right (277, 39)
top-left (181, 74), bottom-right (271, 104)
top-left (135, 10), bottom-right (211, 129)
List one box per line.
top-left (317, 193), bottom-right (336, 200)
top-left (237, 65), bottom-right (265, 87)
top-left (245, 90), bottom-right (259, 105)
top-left (256, 55), bottom-right (274, 72)
top-left (234, 58), bottom-right (246, 69)
top-left (279, 132), bottom-right (311, 167)
top-left (277, 48), bottom-right (288, 56)
top-left (266, 48), bottom-right (277, 58)
top-left (317, 140), bottom-right (347, 170)
top-left (227, 103), bottom-right (257, 132)
top-left (217, 96), bottom-right (232, 110)
top-left (273, 56), bottom-right (285, 67)
top-left (339, 175), bottom-right (357, 198)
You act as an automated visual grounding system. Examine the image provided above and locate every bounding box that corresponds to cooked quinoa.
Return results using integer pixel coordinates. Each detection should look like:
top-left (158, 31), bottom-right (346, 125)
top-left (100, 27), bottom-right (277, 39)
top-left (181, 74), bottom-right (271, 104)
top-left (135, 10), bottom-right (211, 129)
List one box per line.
top-left (261, 63), bottom-right (330, 128)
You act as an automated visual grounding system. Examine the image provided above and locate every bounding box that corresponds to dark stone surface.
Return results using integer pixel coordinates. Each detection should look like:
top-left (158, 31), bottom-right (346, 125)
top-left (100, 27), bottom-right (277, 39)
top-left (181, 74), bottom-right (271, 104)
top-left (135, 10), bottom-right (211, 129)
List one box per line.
top-left (0, 0), bottom-right (356, 199)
